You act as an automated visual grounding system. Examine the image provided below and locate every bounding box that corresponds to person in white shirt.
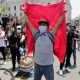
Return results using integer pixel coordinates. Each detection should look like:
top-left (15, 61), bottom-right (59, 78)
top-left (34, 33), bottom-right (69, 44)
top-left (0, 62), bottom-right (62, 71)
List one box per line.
top-left (0, 24), bottom-right (6, 64)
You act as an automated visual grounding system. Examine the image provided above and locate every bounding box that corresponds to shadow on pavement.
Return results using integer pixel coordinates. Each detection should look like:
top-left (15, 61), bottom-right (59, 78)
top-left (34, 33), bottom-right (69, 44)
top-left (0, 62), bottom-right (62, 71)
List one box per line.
top-left (15, 70), bottom-right (33, 80)
top-left (78, 71), bottom-right (80, 75)
top-left (0, 60), bottom-right (4, 66)
top-left (56, 65), bottom-right (77, 77)
top-left (69, 65), bottom-right (77, 69)
top-left (56, 70), bottom-right (71, 77)
top-left (0, 63), bottom-right (4, 66)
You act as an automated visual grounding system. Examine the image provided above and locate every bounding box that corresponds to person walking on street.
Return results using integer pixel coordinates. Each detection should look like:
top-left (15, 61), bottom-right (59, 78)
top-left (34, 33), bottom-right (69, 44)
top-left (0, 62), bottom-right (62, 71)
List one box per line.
top-left (59, 24), bottom-right (75, 75)
top-left (7, 22), bottom-right (20, 71)
top-left (72, 26), bottom-right (79, 67)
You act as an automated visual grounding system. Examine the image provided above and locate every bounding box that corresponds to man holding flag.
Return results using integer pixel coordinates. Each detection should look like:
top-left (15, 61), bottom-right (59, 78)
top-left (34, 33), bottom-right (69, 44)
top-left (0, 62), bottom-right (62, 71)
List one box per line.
top-left (25, 9), bottom-right (64, 80)
top-left (21, 0), bottom-right (66, 80)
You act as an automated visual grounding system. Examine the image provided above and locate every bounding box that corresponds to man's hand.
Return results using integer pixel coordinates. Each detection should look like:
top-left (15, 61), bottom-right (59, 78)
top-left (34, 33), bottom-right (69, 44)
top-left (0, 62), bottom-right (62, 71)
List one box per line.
top-left (24, 14), bottom-right (37, 35)
top-left (20, 35), bottom-right (25, 43)
top-left (25, 14), bottom-right (34, 31)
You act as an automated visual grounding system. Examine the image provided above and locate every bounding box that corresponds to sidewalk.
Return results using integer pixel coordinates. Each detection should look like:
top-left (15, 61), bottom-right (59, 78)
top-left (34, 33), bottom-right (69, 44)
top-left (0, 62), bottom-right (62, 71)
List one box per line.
top-left (0, 50), bottom-right (80, 80)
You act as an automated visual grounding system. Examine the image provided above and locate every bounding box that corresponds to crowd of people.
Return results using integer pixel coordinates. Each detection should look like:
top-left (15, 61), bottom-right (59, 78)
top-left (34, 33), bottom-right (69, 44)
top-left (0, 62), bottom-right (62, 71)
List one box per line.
top-left (0, 14), bottom-right (80, 79)
top-left (0, 15), bottom-right (26, 71)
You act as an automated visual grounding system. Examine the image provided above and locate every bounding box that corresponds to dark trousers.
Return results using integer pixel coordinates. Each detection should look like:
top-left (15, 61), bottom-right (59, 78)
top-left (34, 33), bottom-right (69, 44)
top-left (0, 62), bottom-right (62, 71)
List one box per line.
top-left (73, 47), bottom-right (76, 65)
top-left (0, 47), bottom-right (6, 62)
top-left (65, 48), bottom-right (72, 67)
top-left (10, 47), bottom-right (20, 69)
top-left (60, 61), bottom-right (65, 70)
top-left (34, 63), bottom-right (54, 80)
top-left (60, 48), bottom-right (72, 70)
top-left (60, 55), bottom-right (65, 70)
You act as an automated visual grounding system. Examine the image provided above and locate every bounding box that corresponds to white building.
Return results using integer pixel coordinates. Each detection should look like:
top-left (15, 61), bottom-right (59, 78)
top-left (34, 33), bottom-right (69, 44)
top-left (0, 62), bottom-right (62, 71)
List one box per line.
top-left (66, 0), bottom-right (72, 23)
top-left (0, 0), bottom-right (72, 23)
top-left (71, 15), bottom-right (80, 33)
top-left (0, 0), bottom-right (25, 17)
top-left (72, 15), bottom-right (80, 27)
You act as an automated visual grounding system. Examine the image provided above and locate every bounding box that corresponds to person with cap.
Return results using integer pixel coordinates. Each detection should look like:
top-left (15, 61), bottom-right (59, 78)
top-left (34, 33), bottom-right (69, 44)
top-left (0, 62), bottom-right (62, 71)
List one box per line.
top-left (25, 13), bottom-right (64, 80)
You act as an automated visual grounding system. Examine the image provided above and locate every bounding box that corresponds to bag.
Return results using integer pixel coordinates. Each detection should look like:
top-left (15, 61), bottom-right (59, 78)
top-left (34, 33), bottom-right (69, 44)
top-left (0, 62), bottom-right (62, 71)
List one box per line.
top-left (34, 32), bottom-right (55, 53)
top-left (35, 32), bottom-right (54, 43)
top-left (20, 56), bottom-right (34, 71)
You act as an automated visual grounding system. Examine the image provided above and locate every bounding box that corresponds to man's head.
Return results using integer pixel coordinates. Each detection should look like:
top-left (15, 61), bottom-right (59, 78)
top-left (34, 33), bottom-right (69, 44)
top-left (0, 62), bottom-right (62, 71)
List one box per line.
top-left (71, 26), bottom-right (76, 31)
top-left (38, 18), bottom-right (49, 33)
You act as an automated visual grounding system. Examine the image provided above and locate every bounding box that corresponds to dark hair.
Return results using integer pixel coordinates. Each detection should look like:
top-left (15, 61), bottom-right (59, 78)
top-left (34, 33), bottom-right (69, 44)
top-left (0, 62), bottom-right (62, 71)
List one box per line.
top-left (0, 21), bottom-right (2, 25)
top-left (66, 23), bottom-right (71, 26)
top-left (38, 21), bottom-right (49, 27)
top-left (71, 26), bottom-right (76, 29)
top-left (16, 23), bottom-right (21, 26)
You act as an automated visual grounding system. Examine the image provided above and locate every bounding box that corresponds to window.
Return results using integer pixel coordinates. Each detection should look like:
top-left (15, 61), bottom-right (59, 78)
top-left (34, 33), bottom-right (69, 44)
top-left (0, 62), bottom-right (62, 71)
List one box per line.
top-left (74, 20), bottom-right (79, 26)
top-left (9, 7), bottom-right (10, 11)
top-left (14, 6), bottom-right (16, 10)
top-left (14, 13), bottom-right (16, 16)
top-left (20, 5), bottom-right (23, 7)
top-left (3, 8), bottom-right (5, 12)
top-left (0, 0), bottom-right (5, 3)
top-left (20, 13), bottom-right (22, 16)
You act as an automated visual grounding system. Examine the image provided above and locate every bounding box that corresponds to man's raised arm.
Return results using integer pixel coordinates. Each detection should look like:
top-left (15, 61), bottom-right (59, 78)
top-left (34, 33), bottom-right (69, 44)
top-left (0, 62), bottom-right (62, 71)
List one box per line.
top-left (25, 14), bottom-right (37, 35)
top-left (51, 15), bottom-right (64, 35)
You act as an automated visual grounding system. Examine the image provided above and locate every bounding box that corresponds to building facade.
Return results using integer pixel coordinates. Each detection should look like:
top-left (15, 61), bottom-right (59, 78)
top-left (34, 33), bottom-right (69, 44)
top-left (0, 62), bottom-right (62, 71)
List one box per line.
top-left (71, 15), bottom-right (80, 34)
top-left (72, 15), bottom-right (80, 27)
top-left (0, 0), bottom-right (25, 17)
top-left (0, 0), bottom-right (72, 23)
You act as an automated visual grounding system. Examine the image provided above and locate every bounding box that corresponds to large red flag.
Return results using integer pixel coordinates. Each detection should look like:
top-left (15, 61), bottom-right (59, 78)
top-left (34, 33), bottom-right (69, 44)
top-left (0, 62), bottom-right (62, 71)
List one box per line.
top-left (21, 0), bottom-right (67, 63)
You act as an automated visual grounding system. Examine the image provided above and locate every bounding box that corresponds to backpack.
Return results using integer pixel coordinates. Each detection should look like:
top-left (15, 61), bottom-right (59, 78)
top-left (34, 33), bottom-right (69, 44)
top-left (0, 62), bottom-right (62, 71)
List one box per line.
top-left (34, 32), bottom-right (55, 54)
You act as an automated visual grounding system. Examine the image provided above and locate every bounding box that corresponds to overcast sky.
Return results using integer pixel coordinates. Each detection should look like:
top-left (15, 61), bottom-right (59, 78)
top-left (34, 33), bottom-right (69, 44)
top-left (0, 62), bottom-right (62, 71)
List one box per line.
top-left (70, 0), bottom-right (80, 19)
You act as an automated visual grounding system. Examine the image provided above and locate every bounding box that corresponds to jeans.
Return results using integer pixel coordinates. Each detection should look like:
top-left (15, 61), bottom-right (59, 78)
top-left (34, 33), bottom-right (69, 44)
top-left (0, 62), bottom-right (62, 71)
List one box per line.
top-left (73, 48), bottom-right (76, 65)
top-left (60, 58), bottom-right (65, 70)
top-left (34, 63), bottom-right (54, 80)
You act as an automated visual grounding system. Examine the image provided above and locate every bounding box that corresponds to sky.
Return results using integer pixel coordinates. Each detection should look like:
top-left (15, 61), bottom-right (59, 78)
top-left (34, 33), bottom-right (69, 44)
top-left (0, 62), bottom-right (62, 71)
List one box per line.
top-left (70, 0), bottom-right (80, 19)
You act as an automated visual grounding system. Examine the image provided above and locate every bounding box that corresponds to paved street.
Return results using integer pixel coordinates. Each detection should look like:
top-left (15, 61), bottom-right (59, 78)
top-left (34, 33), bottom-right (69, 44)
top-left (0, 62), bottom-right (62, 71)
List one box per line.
top-left (0, 49), bottom-right (80, 80)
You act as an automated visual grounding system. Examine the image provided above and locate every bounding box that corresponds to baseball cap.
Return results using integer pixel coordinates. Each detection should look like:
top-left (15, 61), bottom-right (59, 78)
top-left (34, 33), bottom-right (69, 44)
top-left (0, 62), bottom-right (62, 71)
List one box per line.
top-left (38, 18), bottom-right (49, 26)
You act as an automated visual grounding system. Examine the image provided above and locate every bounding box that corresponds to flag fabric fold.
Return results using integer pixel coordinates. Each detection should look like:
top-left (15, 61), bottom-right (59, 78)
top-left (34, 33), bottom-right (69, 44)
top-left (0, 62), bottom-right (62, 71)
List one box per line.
top-left (21, 0), bottom-right (67, 63)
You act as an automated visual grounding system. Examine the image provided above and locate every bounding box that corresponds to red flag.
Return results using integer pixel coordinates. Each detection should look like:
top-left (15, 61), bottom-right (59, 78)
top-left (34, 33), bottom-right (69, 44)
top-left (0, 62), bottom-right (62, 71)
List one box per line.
top-left (21, 0), bottom-right (67, 63)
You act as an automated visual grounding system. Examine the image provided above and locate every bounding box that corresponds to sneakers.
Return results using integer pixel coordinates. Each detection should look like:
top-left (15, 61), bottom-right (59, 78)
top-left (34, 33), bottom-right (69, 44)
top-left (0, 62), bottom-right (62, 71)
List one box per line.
top-left (59, 70), bottom-right (63, 75)
top-left (65, 67), bottom-right (71, 72)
